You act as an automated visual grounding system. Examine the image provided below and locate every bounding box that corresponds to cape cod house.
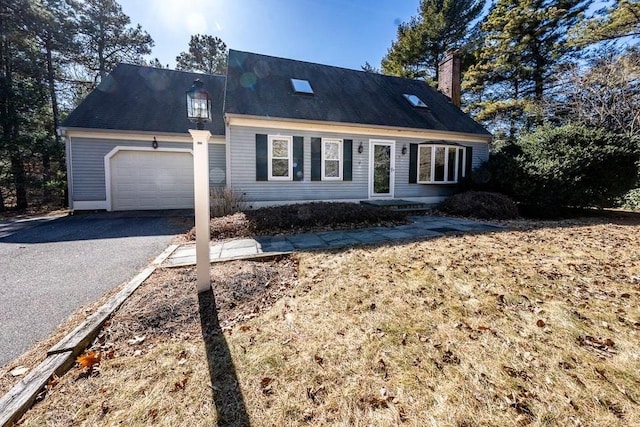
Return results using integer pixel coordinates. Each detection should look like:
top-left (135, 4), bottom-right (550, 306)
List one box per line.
top-left (60, 49), bottom-right (491, 211)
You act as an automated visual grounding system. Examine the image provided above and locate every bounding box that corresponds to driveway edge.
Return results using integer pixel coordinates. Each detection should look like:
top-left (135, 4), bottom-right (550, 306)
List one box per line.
top-left (0, 244), bottom-right (179, 427)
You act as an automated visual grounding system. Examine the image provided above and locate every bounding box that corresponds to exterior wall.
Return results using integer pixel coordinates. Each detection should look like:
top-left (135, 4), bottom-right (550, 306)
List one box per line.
top-left (68, 136), bottom-right (226, 205)
top-left (228, 124), bottom-right (488, 206)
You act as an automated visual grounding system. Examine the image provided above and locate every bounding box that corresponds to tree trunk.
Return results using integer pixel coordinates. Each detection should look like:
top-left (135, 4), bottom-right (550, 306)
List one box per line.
top-left (43, 36), bottom-right (61, 203)
top-left (11, 151), bottom-right (27, 209)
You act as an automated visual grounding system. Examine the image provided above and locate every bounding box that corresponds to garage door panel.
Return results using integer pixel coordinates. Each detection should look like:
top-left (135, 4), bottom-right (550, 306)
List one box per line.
top-left (110, 150), bottom-right (194, 211)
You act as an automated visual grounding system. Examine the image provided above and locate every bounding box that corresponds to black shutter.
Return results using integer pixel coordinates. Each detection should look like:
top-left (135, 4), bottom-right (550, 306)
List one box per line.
top-left (465, 146), bottom-right (473, 180)
top-left (293, 136), bottom-right (304, 181)
top-left (343, 139), bottom-right (353, 181)
top-left (408, 143), bottom-right (418, 184)
top-left (256, 134), bottom-right (268, 181)
top-left (311, 137), bottom-right (321, 181)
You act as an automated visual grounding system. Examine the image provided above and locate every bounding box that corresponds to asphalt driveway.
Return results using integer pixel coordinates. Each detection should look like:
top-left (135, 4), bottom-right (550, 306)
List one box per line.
top-left (0, 211), bottom-right (193, 366)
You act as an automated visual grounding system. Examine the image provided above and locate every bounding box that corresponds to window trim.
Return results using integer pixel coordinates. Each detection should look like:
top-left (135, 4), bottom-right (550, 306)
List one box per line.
top-left (321, 138), bottom-right (343, 181)
top-left (267, 135), bottom-right (293, 181)
top-left (416, 144), bottom-right (464, 184)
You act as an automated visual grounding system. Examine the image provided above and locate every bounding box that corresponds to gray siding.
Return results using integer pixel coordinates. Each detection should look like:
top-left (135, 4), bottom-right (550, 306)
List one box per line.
top-left (228, 125), bottom-right (489, 204)
top-left (70, 137), bottom-right (226, 201)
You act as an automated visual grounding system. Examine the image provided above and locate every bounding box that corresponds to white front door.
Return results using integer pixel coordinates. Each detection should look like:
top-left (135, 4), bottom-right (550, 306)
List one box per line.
top-left (369, 140), bottom-right (395, 198)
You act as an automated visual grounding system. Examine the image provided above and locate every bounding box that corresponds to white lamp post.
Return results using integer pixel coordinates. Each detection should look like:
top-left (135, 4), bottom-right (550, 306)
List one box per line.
top-left (186, 79), bottom-right (212, 293)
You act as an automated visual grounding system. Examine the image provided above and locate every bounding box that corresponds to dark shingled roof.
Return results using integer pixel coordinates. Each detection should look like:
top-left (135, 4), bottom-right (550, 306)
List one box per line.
top-left (224, 50), bottom-right (490, 137)
top-left (62, 64), bottom-right (226, 135)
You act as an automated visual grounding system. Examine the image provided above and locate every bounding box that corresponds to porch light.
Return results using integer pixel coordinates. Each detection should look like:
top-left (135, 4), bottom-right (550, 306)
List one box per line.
top-left (402, 144), bottom-right (407, 155)
top-left (358, 142), bottom-right (364, 154)
top-left (186, 79), bottom-right (211, 130)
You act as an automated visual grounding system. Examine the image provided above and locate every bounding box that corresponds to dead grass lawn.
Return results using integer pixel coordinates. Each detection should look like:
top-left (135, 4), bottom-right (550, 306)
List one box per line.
top-left (15, 218), bottom-right (640, 427)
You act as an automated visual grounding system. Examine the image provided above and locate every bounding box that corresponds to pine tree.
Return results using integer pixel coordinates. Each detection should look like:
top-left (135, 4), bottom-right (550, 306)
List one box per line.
top-left (76, 0), bottom-right (153, 83)
top-left (381, 0), bottom-right (484, 81)
top-left (0, 0), bottom-right (52, 209)
top-left (463, 0), bottom-right (589, 138)
top-left (571, 0), bottom-right (640, 45)
top-left (176, 35), bottom-right (228, 75)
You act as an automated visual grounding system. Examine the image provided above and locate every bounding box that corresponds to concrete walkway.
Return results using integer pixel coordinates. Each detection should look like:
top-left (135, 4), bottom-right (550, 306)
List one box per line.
top-left (164, 216), bottom-right (502, 267)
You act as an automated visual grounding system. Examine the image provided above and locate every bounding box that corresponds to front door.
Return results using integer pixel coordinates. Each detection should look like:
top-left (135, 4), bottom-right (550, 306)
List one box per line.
top-left (369, 140), bottom-right (395, 198)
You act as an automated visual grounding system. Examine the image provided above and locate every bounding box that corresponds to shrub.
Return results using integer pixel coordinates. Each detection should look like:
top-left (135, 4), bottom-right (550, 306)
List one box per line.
top-left (438, 191), bottom-right (519, 220)
top-left (619, 188), bottom-right (640, 211)
top-left (245, 202), bottom-right (407, 233)
top-left (210, 187), bottom-right (246, 217)
top-left (482, 125), bottom-right (639, 209)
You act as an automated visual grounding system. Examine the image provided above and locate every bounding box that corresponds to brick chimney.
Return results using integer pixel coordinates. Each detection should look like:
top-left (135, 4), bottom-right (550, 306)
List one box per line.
top-left (438, 49), bottom-right (461, 107)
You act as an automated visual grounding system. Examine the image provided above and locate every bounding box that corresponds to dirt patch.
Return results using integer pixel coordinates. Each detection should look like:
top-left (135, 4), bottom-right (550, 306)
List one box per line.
top-left (99, 256), bottom-right (298, 349)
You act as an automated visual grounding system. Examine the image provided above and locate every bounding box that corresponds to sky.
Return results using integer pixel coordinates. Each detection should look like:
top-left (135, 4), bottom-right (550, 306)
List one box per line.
top-left (117, 0), bottom-right (421, 71)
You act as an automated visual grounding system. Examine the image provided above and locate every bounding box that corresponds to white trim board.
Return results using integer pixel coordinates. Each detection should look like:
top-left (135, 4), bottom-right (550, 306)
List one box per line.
top-left (103, 146), bottom-right (194, 211)
top-left (72, 200), bottom-right (108, 210)
top-left (226, 114), bottom-right (492, 143)
top-left (63, 129), bottom-right (226, 144)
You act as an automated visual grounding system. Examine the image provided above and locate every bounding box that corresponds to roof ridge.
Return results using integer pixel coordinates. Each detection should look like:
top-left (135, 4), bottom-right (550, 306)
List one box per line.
top-left (115, 62), bottom-right (227, 78)
top-left (228, 49), bottom-right (432, 87)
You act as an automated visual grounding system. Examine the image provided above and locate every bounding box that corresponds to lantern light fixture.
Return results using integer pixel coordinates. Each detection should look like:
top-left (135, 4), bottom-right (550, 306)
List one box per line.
top-left (402, 144), bottom-right (407, 155)
top-left (358, 142), bottom-right (364, 154)
top-left (186, 79), bottom-right (212, 130)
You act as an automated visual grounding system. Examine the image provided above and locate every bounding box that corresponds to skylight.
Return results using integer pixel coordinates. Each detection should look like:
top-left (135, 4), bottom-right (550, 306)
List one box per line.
top-left (291, 78), bottom-right (314, 94)
top-left (403, 94), bottom-right (428, 108)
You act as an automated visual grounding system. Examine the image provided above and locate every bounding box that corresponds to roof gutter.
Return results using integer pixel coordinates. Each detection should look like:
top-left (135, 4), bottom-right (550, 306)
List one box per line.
top-left (224, 113), bottom-right (492, 144)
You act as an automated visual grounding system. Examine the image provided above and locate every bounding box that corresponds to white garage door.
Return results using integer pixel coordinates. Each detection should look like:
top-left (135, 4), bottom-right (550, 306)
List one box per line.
top-left (110, 150), bottom-right (194, 210)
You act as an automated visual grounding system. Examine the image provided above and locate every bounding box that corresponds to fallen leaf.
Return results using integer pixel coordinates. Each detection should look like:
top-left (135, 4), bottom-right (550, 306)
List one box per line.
top-left (10, 366), bottom-right (28, 377)
top-left (536, 319), bottom-right (545, 327)
top-left (314, 355), bottom-right (324, 366)
top-left (76, 350), bottom-right (101, 369)
top-left (128, 335), bottom-right (146, 345)
top-left (501, 365), bottom-right (531, 381)
top-left (260, 377), bottom-right (274, 395)
top-left (172, 372), bottom-right (191, 392)
top-left (442, 350), bottom-right (460, 365)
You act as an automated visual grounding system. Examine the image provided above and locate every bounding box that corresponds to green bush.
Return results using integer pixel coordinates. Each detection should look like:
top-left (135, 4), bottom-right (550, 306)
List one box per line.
top-left (482, 125), bottom-right (639, 209)
top-left (438, 191), bottom-right (519, 219)
top-left (619, 188), bottom-right (640, 211)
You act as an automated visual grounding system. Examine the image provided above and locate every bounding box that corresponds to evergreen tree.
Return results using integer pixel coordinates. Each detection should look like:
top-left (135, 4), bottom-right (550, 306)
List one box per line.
top-left (463, 0), bottom-right (589, 138)
top-left (381, 0), bottom-right (484, 81)
top-left (361, 61), bottom-right (380, 73)
top-left (76, 0), bottom-right (153, 83)
top-left (0, 0), bottom-right (52, 209)
top-left (28, 0), bottom-right (78, 201)
top-left (571, 0), bottom-right (640, 45)
top-left (176, 34), bottom-right (228, 75)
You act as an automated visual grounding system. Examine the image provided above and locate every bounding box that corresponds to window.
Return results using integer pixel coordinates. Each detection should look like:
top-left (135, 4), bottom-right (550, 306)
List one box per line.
top-left (291, 78), bottom-right (314, 94)
top-left (322, 138), bottom-right (342, 180)
top-left (403, 93), bottom-right (428, 108)
top-left (417, 145), bottom-right (465, 184)
top-left (268, 135), bottom-right (293, 180)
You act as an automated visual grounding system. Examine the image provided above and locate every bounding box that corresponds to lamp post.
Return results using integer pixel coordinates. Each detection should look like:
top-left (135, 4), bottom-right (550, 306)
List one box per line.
top-left (186, 79), bottom-right (212, 292)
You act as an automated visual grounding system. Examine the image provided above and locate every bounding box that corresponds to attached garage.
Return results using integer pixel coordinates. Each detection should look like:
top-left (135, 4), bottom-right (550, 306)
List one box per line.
top-left (107, 148), bottom-right (194, 211)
